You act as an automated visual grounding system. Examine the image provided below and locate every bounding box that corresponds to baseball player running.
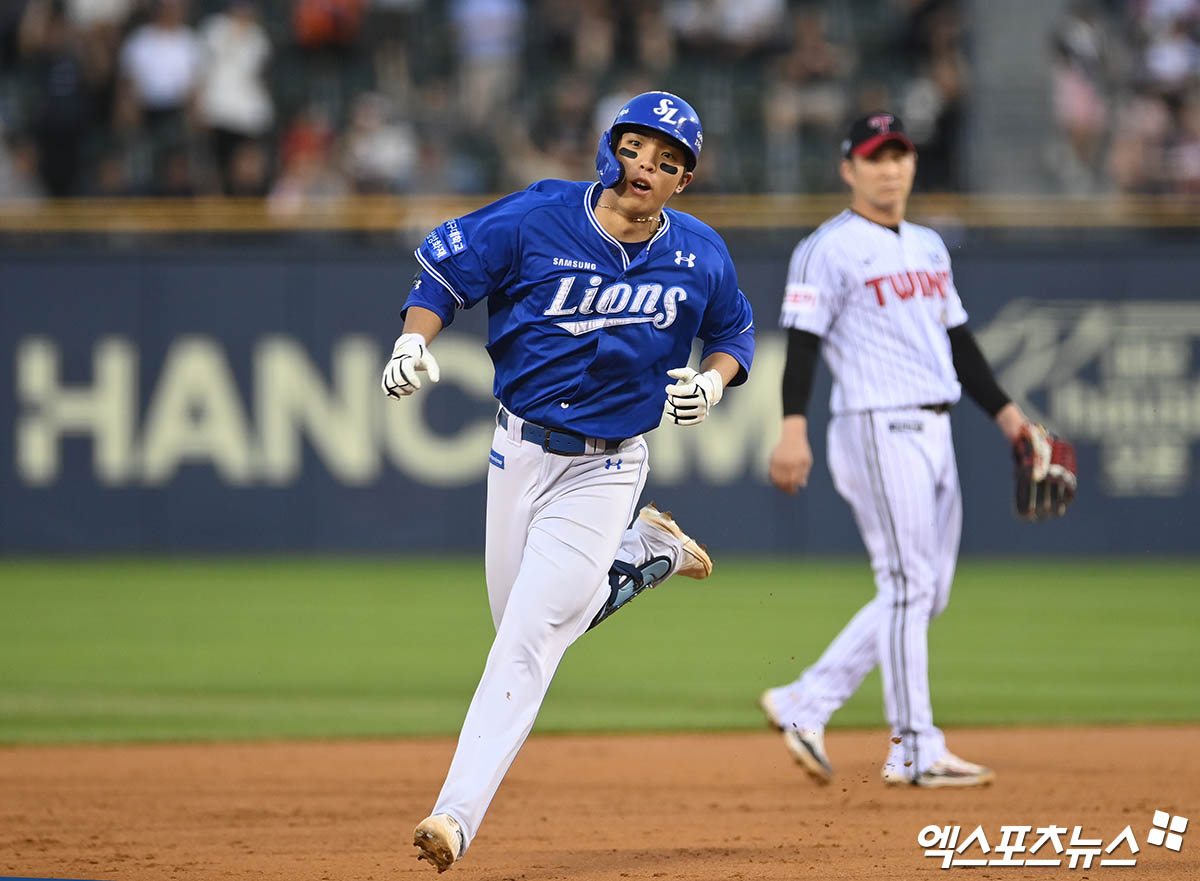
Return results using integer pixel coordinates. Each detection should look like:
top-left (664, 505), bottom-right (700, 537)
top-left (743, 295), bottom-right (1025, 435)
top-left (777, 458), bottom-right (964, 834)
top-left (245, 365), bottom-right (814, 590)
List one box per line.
top-left (760, 112), bottom-right (1041, 788)
top-left (384, 91), bottom-right (755, 871)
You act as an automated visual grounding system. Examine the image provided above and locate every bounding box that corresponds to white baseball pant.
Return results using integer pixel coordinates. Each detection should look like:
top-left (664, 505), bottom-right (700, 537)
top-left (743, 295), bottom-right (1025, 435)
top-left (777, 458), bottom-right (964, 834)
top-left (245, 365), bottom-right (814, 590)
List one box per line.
top-left (769, 408), bottom-right (961, 776)
top-left (430, 414), bottom-right (680, 850)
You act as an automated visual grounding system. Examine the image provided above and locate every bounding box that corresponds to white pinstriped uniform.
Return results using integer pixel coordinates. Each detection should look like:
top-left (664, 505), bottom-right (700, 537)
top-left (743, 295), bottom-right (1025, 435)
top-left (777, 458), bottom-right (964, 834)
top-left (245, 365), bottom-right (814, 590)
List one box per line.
top-left (769, 210), bottom-right (969, 778)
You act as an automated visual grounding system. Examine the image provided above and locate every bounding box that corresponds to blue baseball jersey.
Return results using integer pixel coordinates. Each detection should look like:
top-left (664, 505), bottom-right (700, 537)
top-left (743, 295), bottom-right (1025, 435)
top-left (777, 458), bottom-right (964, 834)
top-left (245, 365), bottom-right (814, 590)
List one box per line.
top-left (403, 179), bottom-right (755, 439)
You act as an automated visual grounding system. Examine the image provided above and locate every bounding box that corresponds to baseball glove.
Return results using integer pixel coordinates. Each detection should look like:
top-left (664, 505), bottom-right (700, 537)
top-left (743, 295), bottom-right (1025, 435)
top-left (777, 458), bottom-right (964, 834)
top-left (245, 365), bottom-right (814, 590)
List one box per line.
top-left (1012, 423), bottom-right (1077, 521)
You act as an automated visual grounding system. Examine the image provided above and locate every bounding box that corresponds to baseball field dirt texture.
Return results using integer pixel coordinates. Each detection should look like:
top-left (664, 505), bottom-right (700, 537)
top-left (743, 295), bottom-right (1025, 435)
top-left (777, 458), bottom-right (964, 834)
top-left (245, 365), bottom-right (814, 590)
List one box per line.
top-left (1, 558), bottom-right (1197, 880)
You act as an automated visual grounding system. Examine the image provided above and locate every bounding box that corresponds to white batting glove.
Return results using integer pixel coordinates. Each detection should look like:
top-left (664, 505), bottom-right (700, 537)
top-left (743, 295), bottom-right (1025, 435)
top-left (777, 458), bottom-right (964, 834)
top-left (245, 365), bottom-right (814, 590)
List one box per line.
top-left (663, 367), bottom-right (724, 426)
top-left (381, 333), bottom-right (440, 399)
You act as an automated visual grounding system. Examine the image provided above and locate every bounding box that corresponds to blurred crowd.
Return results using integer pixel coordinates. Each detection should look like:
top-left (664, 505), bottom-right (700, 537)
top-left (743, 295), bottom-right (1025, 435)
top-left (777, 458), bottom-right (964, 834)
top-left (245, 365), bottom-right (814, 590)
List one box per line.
top-left (6, 0), bottom-right (1198, 204)
top-left (1050, 0), bottom-right (1200, 194)
top-left (0, 0), bottom-right (970, 204)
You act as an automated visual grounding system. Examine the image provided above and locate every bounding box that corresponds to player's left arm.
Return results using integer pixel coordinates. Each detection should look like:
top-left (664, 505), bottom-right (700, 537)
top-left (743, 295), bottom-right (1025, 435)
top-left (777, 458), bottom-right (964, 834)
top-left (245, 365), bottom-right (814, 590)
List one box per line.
top-left (931, 232), bottom-right (1025, 441)
top-left (699, 351), bottom-right (741, 386)
top-left (946, 322), bottom-right (1022, 439)
top-left (663, 244), bottom-right (754, 427)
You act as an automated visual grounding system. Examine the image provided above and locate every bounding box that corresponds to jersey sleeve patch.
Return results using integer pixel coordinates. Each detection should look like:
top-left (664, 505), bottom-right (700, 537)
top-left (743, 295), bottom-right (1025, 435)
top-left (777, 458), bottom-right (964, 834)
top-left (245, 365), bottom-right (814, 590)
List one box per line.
top-left (440, 218), bottom-right (467, 255)
top-left (424, 229), bottom-right (451, 262)
top-left (424, 219), bottom-right (468, 263)
top-left (780, 283), bottom-right (820, 326)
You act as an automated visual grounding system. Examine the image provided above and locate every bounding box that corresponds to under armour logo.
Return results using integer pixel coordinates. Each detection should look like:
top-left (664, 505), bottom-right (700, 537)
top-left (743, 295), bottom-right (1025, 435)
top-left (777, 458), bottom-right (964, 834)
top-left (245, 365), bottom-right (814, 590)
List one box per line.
top-left (605, 458), bottom-right (622, 470)
top-left (675, 251), bottom-right (696, 267)
top-left (868, 113), bottom-right (895, 133)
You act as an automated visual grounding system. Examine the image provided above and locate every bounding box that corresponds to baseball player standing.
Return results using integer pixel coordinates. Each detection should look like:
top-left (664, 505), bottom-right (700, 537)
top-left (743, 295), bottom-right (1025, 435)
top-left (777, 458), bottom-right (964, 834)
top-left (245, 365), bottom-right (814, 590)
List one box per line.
top-left (383, 91), bottom-right (755, 871)
top-left (759, 112), bottom-right (1039, 788)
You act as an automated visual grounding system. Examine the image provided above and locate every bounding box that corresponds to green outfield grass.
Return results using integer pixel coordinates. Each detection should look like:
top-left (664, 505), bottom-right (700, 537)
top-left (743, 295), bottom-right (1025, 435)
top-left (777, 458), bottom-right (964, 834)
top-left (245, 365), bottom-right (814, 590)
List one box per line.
top-left (0, 557), bottom-right (1196, 744)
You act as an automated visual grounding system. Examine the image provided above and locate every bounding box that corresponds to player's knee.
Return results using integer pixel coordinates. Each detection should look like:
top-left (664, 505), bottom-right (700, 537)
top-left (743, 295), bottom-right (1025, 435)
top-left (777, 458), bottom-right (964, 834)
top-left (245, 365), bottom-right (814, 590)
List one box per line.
top-left (872, 566), bottom-right (938, 608)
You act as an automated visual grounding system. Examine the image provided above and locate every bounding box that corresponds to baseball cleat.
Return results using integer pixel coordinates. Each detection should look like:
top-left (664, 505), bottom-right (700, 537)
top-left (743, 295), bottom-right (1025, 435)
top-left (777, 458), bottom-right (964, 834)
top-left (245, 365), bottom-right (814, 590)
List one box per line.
top-left (758, 689), bottom-right (834, 784)
top-left (882, 752), bottom-right (995, 788)
top-left (638, 503), bottom-right (712, 579)
top-left (413, 813), bottom-right (464, 873)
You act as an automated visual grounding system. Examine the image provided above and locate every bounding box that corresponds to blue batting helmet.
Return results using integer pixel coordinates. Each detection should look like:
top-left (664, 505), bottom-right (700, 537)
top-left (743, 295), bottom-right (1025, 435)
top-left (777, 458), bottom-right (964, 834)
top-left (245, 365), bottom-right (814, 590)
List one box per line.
top-left (595, 91), bottom-right (703, 187)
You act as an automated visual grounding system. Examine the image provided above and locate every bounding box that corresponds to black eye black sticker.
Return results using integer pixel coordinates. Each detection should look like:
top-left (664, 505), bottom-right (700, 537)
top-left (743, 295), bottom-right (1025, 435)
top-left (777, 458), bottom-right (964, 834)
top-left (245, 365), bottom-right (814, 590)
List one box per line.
top-left (659, 162), bottom-right (679, 175)
top-left (618, 147), bottom-right (638, 159)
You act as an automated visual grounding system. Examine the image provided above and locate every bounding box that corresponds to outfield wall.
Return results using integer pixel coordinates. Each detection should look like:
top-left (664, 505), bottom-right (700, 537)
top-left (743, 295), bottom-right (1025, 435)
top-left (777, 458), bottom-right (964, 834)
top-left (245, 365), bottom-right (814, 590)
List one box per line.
top-left (3, 234), bottom-right (1198, 553)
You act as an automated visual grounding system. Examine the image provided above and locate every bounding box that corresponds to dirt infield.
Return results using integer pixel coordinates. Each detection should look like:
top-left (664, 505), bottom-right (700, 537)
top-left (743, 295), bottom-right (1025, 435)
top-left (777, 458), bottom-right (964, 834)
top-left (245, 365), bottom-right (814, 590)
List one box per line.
top-left (2, 726), bottom-right (1197, 881)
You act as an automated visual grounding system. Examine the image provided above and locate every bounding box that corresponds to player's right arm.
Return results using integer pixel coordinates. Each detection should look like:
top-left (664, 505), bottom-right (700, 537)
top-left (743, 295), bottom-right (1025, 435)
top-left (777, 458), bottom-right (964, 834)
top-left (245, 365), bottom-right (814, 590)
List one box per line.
top-left (382, 269), bottom-right (453, 400)
top-left (768, 233), bottom-right (845, 493)
top-left (770, 330), bottom-right (821, 492)
top-left (402, 305), bottom-right (444, 344)
top-left (382, 303), bottom-right (444, 399)
top-left (381, 189), bottom-right (531, 400)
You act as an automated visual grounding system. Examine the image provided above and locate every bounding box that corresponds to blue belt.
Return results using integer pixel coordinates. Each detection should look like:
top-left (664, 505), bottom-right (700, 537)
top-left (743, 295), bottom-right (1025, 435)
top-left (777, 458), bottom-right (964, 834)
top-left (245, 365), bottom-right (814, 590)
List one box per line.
top-left (498, 407), bottom-right (622, 456)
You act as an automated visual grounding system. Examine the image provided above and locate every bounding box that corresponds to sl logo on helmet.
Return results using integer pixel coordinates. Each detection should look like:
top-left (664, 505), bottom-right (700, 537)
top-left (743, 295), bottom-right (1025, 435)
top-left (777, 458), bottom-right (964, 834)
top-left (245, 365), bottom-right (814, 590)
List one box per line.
top-left (653, 98), bottom-right (680, 124)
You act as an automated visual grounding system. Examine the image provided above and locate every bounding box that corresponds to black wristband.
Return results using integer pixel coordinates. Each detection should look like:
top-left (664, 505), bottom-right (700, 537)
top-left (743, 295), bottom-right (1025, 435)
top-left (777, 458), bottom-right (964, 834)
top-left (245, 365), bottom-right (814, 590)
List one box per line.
top-left (782, 329), bottom-right (822, 416)
top-left (948, 324), bottom-right (1011, 417)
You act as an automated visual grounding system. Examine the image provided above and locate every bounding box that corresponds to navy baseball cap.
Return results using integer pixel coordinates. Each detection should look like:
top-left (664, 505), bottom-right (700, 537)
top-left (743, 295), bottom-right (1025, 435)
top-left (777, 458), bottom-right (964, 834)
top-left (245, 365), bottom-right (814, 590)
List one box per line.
top-left (841, 112), bottom-right (916, 158)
